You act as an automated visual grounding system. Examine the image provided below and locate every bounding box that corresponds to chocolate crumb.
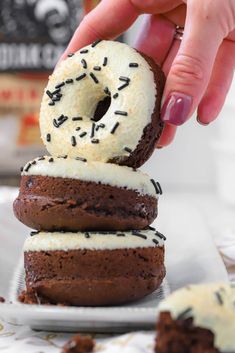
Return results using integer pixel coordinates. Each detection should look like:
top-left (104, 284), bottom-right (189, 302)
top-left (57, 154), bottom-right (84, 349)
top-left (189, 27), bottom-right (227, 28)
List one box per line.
top-left (61, 334), bottom-right (95, 353)
top-left (18, 289), bottom-right (50, 305)
top-left (0, 297), bottom-right (5, 303)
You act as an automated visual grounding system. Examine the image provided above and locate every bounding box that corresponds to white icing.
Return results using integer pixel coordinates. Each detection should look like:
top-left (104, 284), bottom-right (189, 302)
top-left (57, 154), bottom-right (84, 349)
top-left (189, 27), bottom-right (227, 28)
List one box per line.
top-left (158, 283), bottom-right (235, 351)
top-left (40, 40), bottom-right (156, 162)
top-left (22, 156), bottom-right (159, 197)
top-left (24, 229), bottom-right (165, 251)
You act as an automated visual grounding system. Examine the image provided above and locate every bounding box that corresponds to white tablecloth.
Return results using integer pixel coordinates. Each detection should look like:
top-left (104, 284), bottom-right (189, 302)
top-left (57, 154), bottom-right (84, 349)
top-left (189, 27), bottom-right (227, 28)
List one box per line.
top-left (0, 187), bottom-right (233, 352)
top-left (0, 322), bottom-right (154, 353)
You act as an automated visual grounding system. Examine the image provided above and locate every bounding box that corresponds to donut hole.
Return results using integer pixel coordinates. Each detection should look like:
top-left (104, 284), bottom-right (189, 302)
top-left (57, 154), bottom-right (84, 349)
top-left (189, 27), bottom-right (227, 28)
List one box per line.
top-left (93, 96), bottom-right (111, 122)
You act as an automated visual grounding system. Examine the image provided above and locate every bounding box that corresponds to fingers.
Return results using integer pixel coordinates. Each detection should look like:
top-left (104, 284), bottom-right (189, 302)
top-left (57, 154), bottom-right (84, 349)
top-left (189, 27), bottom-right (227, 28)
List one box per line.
top-left (156, 40), bottom-right (180, 147)
top-left (157, 124), bottom-right (177, 147)
top-left (163, 3), bottom-right (186, 27)
top-left (130, 0), bottom-right (182, 14)
top-left (60, 0), bottom-right (140, 61)
top-left (161, 1), bottom-right (225, 126)
top-left (61, 0), bottom-right (182, 62)
top-left (135, 14), bottom-right (175, 65)
top-left (133, 14), bottom-right (178, 147)
top-left (197, 39), bottom-right (235, 125)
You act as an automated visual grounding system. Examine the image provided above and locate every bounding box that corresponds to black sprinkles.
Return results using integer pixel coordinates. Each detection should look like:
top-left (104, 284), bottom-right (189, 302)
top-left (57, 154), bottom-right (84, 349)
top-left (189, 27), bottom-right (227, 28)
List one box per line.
top-left (71, 136), bottom-right (77, 147)
top-left (177, 307), bottom-right (193, 320)
top-left (103, 57), bottom-right (108, 66)
top-left (81, 59), bottom-right (87, 69)
top-left (91, 39), bottom-right (102, 47)
top-left (90, 72), bottom-right (99, 84)
top-left (46, 133), bottom-right (51, 142)
top-left (151, 179), bottom-right (163, 195)
top-left (110, 122), bottom-right (120, 134)
top-left (76, 73), bottom-right (86, 81)
top-left (45, 43), bottom-right (151, 164)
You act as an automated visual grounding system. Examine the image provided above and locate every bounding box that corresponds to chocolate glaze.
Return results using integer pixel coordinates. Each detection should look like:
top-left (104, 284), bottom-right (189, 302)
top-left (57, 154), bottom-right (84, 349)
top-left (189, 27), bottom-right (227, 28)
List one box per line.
top-left (14, 175), bottom-right (158, 231)
top-left (110, 51), bottom-right (165, 168)
top-left (24, 246), bottom-right (165, 306)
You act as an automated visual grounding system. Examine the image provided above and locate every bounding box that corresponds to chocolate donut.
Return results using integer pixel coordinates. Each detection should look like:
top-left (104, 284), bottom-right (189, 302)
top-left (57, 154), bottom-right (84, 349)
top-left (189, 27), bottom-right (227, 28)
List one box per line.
top-left (40, 40), bottom-right (165, 168)
top-left (14, 156), bottom-right (161, 231)
top-left (156, 283), bottom-right (235, 353)
top-left (23, 229), bottom-right (166, 306)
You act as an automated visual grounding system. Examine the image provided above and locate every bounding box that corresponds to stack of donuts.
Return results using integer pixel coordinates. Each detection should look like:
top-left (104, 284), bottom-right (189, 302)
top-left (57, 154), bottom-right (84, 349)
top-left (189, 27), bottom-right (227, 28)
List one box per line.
top-left (14, 40), bottom-right (167, 306)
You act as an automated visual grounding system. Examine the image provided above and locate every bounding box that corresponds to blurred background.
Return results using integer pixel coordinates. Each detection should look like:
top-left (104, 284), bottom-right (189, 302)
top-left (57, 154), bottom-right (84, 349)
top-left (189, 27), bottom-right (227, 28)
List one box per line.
top-left (0, 0), bottom-right (234, 291)
top-left (0, 0), bottom-right (234, 206)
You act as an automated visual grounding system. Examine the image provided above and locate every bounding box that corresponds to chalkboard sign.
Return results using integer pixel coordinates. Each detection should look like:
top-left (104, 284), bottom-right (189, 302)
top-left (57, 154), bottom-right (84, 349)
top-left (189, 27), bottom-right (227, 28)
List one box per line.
top-left (0, 0), bottom-right (84, 71)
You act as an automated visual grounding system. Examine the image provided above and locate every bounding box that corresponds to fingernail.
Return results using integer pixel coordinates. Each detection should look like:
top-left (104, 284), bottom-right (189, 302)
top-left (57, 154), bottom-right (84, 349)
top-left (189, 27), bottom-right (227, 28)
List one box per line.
top-left (161, 92), bottom-right (193, 126)
top-left (196, 115), bottom-right (210, 126)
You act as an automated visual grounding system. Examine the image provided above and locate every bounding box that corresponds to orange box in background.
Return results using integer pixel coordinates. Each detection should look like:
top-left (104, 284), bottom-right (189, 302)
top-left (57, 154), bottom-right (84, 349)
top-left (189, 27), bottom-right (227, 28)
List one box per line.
top-left (0, 0), bottom-right (100, 174)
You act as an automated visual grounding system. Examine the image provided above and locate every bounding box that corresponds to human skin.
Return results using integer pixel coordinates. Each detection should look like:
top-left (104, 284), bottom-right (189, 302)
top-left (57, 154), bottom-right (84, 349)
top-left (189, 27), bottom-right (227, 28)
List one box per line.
top-left (59, 0), bottom-right (235, 147)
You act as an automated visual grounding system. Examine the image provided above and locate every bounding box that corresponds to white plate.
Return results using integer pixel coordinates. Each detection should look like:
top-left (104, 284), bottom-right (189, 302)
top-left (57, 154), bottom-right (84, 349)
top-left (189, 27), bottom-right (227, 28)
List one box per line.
top-left (0, 257), bottom-right (170, 332)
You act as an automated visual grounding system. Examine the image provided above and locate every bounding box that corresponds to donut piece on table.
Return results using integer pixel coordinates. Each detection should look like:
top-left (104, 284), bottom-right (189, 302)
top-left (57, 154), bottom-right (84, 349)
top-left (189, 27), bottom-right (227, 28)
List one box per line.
top-left (156, 283), bottom-right (235, 353)
top-left (40, 40), bottom-right (165, 168)
top-left (13, 156), bottom-right (162, 231)
top-left (23, 229), bottom-right (166, 306)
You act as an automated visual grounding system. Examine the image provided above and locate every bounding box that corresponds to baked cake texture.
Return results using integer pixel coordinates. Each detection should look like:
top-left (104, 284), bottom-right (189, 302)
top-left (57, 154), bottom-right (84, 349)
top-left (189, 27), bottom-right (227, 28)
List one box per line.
top-left (14, 156), bottom-right (161, 231)
top-left (155, 283), bottom-right (235, 353)
top-left (23, 229), bottom-right (166, 306)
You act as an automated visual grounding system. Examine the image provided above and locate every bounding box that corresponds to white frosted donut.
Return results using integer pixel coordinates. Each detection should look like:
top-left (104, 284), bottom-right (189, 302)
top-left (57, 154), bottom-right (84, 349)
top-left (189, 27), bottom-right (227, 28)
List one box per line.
top-left (40, 40), bottom-right (164, 167)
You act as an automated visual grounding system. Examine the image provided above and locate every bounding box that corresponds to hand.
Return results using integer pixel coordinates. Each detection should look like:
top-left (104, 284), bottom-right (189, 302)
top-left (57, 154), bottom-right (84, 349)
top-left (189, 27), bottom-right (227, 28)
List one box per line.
top-left (60, 0), bottom-right (235, 147)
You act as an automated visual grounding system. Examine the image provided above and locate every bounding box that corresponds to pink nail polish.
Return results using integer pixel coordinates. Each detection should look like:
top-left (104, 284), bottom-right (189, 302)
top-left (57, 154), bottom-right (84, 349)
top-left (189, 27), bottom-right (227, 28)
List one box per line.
top-left (161, 93), bottom-right (193, 126)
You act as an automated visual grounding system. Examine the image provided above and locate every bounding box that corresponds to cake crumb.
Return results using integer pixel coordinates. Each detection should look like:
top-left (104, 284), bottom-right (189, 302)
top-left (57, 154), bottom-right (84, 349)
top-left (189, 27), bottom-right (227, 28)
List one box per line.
top-left (62, 334), bottom-right (95, 353)
top-left (0, 296), bottom-right (5, 303)
top-left (18, 289), bottom-right (50, 305)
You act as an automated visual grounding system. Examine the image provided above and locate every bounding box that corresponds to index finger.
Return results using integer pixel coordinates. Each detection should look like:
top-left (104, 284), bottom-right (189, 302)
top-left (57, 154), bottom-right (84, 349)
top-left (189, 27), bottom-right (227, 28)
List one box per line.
top-left (61, 0), bottom-right (140, 61)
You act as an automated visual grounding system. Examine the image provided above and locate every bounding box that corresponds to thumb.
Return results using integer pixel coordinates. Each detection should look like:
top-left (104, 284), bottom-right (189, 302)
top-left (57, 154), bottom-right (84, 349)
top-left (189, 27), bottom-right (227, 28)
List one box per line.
top-left (161, 1), bottom-right (224, 126)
